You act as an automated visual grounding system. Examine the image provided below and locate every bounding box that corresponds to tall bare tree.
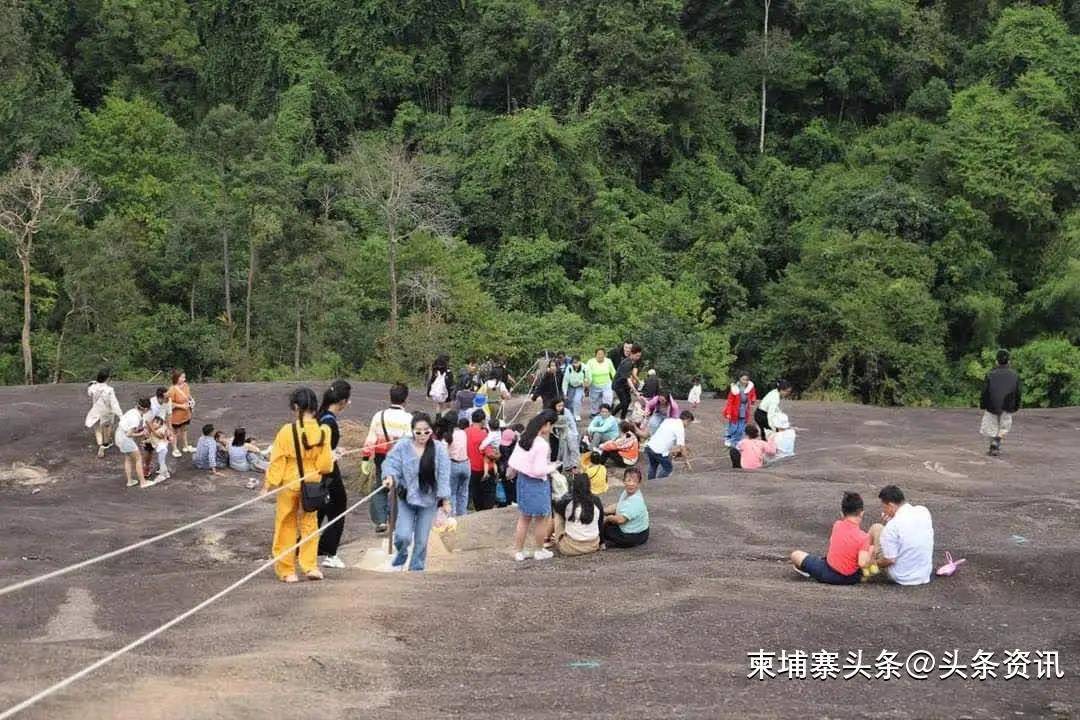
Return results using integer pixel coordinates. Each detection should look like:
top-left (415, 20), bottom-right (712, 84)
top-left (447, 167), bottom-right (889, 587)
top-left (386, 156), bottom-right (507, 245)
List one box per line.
top-left (759, 0), bottom-right (772, 154)
top-left (341, 137), bottom-right (459, 334)
top-left (0, 155), bottom-right (99, 384)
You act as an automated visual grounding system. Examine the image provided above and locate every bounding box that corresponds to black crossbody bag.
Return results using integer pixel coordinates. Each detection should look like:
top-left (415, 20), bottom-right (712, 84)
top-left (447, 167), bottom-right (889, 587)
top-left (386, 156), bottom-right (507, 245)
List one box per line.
top-left (293, 422), bottom-right (330, 512)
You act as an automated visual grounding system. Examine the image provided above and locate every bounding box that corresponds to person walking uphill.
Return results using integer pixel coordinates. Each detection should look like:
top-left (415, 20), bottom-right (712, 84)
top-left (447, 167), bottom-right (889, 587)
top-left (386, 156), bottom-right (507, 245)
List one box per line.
top-left (262, 388), bottom-right (334, 583)
top-left (362, 383), bottom-right (413, 534)
top-left (381, 413), bottom-right (452, 572)
top-left (611, 344), bottom-right (643, 419)
top-left (427, 353), bottom-right (454, 414)
top-left (980, 349), bottom-right (1021, 457)
top-left (585, 348), bottom-right (616, 417)
top-left (508, 409), bottom-right (561, 562)
top-left (316, 380), bottom-right (351, 570)
top-left (85, 368), bottom-right (123, 458)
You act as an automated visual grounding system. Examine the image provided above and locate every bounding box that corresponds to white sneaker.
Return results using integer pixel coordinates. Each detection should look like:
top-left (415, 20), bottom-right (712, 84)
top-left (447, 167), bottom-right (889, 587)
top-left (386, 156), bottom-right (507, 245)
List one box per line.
top-left (97, 446), bottom-right (105, 458)
top-left (152, 473), bottom-right (168, 485)
top-left (183, 445), bottom-right (196, 453)
top-left (723, 440), bottom-right (732, 448)
top-left (533, 548), bottom-right (554, 561)
top-left (172, 449), bottom-right (182, 458)
top-left (321, 555), bottom-right (346, 569)
top-left (514, 551), bottom-right (529, 562)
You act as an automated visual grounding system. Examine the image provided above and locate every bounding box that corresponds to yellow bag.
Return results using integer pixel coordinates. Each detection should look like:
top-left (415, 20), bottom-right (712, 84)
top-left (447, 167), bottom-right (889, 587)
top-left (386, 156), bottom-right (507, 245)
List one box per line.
top-left (358, 458), bottom-right (376, 495)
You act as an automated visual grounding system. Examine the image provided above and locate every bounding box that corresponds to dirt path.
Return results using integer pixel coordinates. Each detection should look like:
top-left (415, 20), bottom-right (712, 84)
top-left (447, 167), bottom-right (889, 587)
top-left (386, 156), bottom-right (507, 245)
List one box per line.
top-left (0, 382), bottom-right (1078, 719)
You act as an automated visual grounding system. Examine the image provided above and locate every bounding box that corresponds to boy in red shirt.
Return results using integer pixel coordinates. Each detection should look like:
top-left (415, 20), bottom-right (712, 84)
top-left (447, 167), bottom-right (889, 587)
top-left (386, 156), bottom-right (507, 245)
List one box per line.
top-left (789, 492), bottom-right (875, 585)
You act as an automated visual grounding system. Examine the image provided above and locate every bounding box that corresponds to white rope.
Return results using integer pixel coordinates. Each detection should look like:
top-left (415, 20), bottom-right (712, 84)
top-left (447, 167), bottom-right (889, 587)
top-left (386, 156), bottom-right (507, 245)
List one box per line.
top-left (0, 456), bottom-right (357, 599)
top-left (491, 355), bottom-right (542, 426)
top-left (0, 485), bottom-right (386, 720)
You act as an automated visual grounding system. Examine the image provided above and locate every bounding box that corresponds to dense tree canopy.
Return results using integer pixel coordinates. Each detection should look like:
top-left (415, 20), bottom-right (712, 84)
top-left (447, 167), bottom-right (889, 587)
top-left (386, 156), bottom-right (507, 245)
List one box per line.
top-left (1, 0), bottom-right (1078, 406)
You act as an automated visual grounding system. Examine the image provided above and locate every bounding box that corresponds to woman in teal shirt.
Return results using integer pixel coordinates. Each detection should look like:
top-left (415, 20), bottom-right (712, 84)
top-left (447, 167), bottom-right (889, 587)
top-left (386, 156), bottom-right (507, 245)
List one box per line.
top-left (602, 467), bottom-right (649, 548)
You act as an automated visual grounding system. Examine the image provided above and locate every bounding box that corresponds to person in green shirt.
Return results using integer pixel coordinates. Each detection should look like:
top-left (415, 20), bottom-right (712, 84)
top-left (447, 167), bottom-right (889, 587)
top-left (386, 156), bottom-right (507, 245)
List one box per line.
top-left (562, 356), bottom-right (587, 420)
top-left (585, 348), bottom-right (616, 418)
top-left (602, 467), bottom-right (649, 548)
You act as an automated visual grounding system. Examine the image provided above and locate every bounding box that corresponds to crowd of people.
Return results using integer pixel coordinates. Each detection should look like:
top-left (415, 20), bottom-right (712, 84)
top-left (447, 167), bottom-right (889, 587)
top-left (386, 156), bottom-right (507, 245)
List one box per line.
top-left (80, 343), bottom-right (1021, 583)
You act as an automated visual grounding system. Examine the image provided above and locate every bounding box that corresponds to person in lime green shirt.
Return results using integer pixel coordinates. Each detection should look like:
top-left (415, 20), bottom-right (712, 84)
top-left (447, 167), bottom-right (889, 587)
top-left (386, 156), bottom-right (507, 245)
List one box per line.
top-left (585, 348), bottom-right (616, 418)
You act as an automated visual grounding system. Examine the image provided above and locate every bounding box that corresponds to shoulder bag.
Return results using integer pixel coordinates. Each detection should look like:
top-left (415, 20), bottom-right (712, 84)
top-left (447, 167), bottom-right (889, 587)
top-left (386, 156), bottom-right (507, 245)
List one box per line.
top-left (294, 422), bottom-right (330, 512)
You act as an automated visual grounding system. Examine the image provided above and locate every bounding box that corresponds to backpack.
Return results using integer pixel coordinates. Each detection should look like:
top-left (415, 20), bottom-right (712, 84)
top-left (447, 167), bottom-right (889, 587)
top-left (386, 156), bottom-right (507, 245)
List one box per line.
top-left (430, 372), bottom-right (448, 403)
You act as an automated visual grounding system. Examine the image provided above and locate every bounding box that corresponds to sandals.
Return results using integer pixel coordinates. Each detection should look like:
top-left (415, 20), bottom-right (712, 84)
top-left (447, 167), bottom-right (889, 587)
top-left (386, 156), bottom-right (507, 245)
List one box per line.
top-left (936, 551), bottom-right (966, 577)
top-left (305, 569), bottom-right (324, 581)
top-left (281, 574), bottom-right (299, 584)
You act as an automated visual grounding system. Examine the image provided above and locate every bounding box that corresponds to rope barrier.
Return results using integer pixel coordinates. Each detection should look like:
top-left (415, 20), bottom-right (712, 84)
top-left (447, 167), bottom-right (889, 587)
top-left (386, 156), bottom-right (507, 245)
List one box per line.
top-left (0, 485), bottom-right (386, 720)
top-left (0, 453), bottom-right (363, 599)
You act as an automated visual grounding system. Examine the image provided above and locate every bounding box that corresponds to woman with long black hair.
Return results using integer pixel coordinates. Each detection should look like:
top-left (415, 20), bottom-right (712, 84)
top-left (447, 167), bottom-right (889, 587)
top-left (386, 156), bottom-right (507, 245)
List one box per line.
top-left (316, 380), bottom-right (351, 570)
top-left (553, 473), bottom-right (604, 556)
top-left (262, 388), bottom-right (333, 583)
top-left (381, 413), bottom-right (452, 572)
top-left (507, 409), bottom-right (560, 562)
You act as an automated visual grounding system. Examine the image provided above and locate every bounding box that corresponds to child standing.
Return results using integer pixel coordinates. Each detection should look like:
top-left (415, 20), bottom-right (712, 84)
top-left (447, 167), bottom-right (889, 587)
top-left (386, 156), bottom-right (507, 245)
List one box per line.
top-left (687, 377), bottom-right (702, 409)
top-left (147, 416), bottom-right (172, 484)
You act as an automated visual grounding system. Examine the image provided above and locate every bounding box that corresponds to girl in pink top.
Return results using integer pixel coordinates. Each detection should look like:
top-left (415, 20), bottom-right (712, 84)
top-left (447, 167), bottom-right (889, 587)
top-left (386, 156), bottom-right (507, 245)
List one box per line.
top-left (733, 425), bottom-right (776, 470)
top-left (508, 409), bottom-right (560, 562)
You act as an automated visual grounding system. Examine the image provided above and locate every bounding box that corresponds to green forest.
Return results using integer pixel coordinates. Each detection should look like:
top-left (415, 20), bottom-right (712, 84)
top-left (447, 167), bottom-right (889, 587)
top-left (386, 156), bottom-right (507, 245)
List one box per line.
top-left (1, 0), bottom-right (1079, 406)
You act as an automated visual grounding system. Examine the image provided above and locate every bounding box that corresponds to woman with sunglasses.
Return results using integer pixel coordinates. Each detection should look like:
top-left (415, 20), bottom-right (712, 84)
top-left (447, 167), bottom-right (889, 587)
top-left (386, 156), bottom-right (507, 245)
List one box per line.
top-left (262, 387), bottom-right (333, 583)
top-left (381, 413), bottom-right (452, 571)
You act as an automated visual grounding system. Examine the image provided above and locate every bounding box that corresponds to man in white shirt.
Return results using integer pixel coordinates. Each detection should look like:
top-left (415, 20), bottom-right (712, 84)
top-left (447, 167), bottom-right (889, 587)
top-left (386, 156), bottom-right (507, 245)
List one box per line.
top-left (362, 383), bottom-right (413, 533)
top-left (868, 485), bottom-right (934, 586)
top-left (643, 410), bottom-right (693, 480)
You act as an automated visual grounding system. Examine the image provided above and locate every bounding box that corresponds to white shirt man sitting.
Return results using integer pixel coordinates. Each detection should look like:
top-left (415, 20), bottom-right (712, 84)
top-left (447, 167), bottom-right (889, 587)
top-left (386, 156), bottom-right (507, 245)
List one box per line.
top-left (868, 485), bottom-right (934, 586)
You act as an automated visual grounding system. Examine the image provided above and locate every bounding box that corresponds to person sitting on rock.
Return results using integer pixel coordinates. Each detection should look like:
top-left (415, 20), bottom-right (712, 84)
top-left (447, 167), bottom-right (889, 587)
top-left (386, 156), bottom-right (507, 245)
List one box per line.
top-left (790, 492), bottom-right (874, 585)
top-left (729, 425), bottom-right (775, 470)
top-left (553, 473), bottom-right (605, 557)
top-left (587, 404), bottom-right (619, 448)
top-left (602, 467), bottom-right (649, 549)
top-left (868, 485), bottom-right (934, 586)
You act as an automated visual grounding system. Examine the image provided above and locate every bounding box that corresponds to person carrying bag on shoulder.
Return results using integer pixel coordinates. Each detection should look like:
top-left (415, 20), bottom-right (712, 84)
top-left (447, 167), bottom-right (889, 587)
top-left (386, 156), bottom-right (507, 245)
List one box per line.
top-left (262, 387), bottom-right (333, 584)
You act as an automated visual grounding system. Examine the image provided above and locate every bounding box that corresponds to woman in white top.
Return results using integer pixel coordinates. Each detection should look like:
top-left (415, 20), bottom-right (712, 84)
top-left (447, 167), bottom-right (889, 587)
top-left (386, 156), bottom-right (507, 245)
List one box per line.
top-left (756, 379), bottom-right (792, 440)
top-left (115, 397), bottom-right (151, 488)
top-left (552, 473), bottom-right (605, 556)
top-left (85, 368), bottom-right (123, 458)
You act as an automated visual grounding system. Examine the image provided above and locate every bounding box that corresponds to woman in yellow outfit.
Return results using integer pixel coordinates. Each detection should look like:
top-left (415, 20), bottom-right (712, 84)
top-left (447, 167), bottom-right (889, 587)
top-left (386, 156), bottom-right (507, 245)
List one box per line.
top-left (262, 388), bottom-right (334, 583)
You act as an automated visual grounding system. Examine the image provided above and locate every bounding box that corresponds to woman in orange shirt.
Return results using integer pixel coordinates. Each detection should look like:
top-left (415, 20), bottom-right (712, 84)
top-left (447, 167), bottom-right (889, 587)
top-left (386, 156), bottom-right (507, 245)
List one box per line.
top-left (262, 388), bottom-right (334, 582)
top-left (166, 369), bottom-right (196, 458)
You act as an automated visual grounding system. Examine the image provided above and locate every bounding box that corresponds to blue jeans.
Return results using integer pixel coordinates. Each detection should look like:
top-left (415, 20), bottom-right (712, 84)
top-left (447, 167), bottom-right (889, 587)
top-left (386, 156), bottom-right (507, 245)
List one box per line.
top-left (589, 384), bottom-right (613, 416)
top-left (726, 417), bottom-right (747, 446)
top-left (393, 500), bottom-right (438, 571)
top-left (450, 460), bottom-right (470, 516)
top-left (645, 446), bottom-right (673, 480)
top-left (369, 454), bottom-right (389, 526)
top-left (565, 386), bottom-right (584, 417)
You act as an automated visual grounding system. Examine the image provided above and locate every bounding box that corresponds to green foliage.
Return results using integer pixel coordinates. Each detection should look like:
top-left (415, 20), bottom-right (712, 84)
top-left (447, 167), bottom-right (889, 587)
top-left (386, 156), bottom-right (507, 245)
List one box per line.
top-left (0, 0), bottom-right (1077, 411)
